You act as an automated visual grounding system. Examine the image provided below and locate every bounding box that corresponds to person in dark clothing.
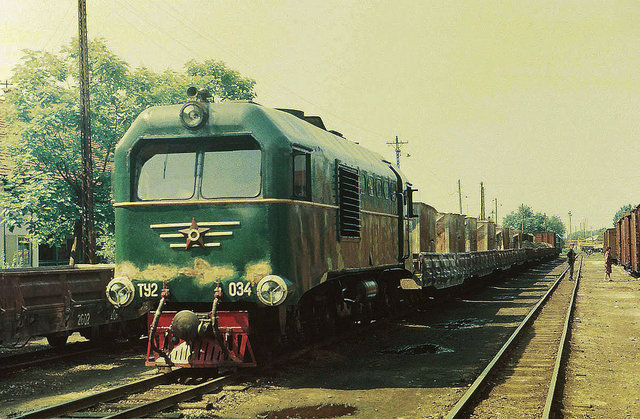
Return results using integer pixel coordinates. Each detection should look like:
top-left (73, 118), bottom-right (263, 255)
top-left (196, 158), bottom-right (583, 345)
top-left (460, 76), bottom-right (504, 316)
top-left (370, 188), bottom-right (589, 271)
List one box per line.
top-left (604, 246), bottom-right (613, 281)
top-left (567, 244), bottom-right (577, 280)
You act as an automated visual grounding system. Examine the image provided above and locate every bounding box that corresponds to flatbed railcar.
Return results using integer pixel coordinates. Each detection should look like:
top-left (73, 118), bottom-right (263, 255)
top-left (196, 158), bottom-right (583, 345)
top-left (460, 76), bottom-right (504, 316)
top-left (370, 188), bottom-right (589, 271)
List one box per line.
top-left (105, 89), bottom-right (560, 369)
top-left (0, 265), bottom-right (142, 347)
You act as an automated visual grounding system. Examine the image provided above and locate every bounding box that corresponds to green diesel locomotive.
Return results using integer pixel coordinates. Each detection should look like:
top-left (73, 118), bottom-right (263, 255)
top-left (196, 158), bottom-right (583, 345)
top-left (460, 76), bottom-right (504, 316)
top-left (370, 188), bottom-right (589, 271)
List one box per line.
top-left (106, 89), bottom-right (415, 368)
top-left (106, 89), bottom-right (559, 368)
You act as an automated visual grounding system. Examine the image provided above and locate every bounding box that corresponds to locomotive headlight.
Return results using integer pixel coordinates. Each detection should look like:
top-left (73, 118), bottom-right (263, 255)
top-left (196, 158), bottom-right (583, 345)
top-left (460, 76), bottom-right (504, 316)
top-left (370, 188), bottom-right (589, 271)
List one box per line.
top-left (106, 277), bottom-right (135, 308)
top-left (256, 275), bottom-right (288, 306)
top-left (180, 102), bottom-right (208, 129)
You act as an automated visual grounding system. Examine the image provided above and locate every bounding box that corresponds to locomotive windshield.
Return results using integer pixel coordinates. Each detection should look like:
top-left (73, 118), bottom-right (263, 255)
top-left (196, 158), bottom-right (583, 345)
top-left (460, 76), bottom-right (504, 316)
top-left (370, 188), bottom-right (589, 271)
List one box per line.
top-left (201, 149), bottom-right (261, 198)
top-left (134, 136), bottom-right (261, 201)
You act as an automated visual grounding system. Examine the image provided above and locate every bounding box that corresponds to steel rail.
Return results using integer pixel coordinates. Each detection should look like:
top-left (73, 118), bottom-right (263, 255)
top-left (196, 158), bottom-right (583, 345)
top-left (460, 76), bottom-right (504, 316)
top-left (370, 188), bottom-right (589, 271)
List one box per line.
top-left (542, 256), bottom-right (583, 418)
top-left (0, 338), bottom-right (146, 375)
top-left (103, 374), bottom-right (234, 419)
top-left (445, 262), bottom-right (572, 419)
top-left (15, 368), bottom-right (185, 418)
top-left (0, 345), bottom-right (99, 375)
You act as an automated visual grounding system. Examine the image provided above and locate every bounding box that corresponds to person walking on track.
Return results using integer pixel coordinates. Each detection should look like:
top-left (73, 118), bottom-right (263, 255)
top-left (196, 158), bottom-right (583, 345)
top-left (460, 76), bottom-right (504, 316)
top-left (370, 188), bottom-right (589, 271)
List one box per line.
top-left (567, 244), bottom-right (577, 280)
top-left (604, 246), bottom-right (613, 281)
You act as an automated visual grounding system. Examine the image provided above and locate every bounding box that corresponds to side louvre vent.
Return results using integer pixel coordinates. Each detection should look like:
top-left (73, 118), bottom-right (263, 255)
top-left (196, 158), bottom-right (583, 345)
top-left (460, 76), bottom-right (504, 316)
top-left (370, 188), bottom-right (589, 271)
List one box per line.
top-left (338, 165), bottom-right (360, 238)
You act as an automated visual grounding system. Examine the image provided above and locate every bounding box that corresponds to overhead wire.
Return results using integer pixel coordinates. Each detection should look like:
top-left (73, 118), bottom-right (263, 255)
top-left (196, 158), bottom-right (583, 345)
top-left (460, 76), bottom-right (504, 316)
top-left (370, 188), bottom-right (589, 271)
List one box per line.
top-left (101, 2), bottom-right (456, 193)
top-left (123, 0), bottom-right (392, 144)
top-left (40, 2), bottom-right (75, 53)
top-left (109, 0), bottom-right (190, 61)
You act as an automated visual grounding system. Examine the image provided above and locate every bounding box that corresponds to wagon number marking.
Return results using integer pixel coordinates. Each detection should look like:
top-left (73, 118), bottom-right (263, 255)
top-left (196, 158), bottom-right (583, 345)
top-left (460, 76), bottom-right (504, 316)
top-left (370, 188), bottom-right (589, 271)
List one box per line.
top-left (77, 313), bottom-right (91, 326)
top-left (137, 283), bottom-right (159, 298)
top-left (228, 282), bottom-right (252, 297)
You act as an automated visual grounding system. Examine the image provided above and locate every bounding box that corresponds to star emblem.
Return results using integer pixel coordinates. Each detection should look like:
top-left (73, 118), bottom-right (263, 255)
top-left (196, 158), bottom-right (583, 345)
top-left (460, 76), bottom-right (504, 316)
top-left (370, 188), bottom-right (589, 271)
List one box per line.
top-left (178, 218), bottom-right (210, 250)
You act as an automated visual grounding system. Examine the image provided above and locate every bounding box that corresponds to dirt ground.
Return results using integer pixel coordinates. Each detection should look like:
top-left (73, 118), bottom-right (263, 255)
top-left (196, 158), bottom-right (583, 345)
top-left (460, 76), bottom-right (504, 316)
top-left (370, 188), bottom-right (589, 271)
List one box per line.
top-left (1, 261), bottom-right (563, 418)
top-left (6, 256), bottom-right (636, 418)
top-left (0, 341), bottom-right (151, 417)
top-left (0, 332), bottom-right (87, 357)
top-left (212, 260), bottom-right (566, 418)
top-left (561, 254), bottom-right (640, 417)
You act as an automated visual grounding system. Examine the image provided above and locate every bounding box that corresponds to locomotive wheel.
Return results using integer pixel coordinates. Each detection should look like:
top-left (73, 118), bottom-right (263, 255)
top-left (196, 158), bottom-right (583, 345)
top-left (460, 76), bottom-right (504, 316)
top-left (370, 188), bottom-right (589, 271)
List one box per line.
top-left (334, 300), bottom-right (351, 332)
top-left (282, 308), bottom-right (300, 348)
top-left (352, 302), bottom-right (371, 326)
top-left (46, 333), bottom-right (69, 348)
top-left (321, 301), bottom-right (338, 336)
top-left (379, 284), bottom-right (396, 317)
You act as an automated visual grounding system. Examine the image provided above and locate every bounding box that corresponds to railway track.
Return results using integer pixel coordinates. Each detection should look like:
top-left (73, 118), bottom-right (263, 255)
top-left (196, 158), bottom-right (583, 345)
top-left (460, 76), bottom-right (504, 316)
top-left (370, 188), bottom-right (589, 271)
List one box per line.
top-left (0, 339), bottom-right (146, 375)
top-left (10, 260), bottom-right (565, 418)
top-left (446, 257), bottom-right (582, 418)
top-left (14, 368), bottom-right (239, 418)
top-left (0, 342), bottom-right (102, 375)
top-left (13, 304), bottom-right (381, 418)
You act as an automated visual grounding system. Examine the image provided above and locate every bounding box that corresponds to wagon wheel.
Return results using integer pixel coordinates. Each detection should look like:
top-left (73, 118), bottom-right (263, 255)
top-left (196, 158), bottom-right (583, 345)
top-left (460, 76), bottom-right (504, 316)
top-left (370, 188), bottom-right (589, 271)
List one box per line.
top-left (284, 307), bottom-right (304, 348)
top-left (45, 333), bottom-right (69, 348)
top-left (378, 284), bottom-right (395, 317)
top-left (334, 299), bottom-right (351, 331)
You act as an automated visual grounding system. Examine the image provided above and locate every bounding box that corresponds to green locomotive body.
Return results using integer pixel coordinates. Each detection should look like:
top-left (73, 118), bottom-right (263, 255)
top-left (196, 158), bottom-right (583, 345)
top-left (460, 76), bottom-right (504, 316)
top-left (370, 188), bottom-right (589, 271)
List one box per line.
top-left (108, 97), bottom-right (412, 367)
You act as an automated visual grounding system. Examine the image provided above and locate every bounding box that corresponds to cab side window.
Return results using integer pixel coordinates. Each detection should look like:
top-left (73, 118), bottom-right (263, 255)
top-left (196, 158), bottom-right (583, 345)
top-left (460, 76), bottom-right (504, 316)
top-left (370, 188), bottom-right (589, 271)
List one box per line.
top-left (293, 150), bottom-right (311, 199)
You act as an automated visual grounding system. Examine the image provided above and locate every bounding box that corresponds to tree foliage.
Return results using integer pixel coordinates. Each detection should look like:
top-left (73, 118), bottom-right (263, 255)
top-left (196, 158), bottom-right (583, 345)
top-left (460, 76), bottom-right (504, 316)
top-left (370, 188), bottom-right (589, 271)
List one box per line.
top-left (612, 203), bottom-right (634, 226)
top-left (566, 228), bottom-right (605, 241)
top-left (502, 204), bottom-right (566, 237)
top-left (1, 38), bottom-right (256, 262)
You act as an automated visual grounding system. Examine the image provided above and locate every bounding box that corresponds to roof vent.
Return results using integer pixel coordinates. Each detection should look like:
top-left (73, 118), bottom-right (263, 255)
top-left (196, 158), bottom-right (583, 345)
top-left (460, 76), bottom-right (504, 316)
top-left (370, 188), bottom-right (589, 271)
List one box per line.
top-left (277, 108), bottom-right (328, 131)
top-left (303, 116), bottom-right (326, 130)
top-left (277, 108), bottom-right (305, 118)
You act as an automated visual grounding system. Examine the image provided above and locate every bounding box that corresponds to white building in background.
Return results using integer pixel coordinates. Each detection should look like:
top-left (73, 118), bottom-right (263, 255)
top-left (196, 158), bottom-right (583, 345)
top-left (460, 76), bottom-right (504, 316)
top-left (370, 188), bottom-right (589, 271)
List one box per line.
top-left (0, 95), bottom-right (39, 267)
top-left (0, 212), bottom-right (39, 267)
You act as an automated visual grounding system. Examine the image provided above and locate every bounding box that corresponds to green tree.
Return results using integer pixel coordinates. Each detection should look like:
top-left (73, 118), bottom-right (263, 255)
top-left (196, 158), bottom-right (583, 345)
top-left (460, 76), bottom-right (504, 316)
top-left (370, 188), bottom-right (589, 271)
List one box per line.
top-left (1, 38), bottom-right (256, 262)
top-left (612, 203), bottom-right (634, 226)
top-left (503, 204), bottom-right (566, 237)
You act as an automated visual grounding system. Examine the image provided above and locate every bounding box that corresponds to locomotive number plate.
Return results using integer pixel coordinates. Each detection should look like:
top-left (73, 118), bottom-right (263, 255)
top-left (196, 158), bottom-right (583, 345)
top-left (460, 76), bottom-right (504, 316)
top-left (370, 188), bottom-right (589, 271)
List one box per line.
top-left (77, 312), bottom-right (91, 326)
top-left (228, 281), bottom-right (252, 297)
top-left (137, 282), bottom-right (159, 298)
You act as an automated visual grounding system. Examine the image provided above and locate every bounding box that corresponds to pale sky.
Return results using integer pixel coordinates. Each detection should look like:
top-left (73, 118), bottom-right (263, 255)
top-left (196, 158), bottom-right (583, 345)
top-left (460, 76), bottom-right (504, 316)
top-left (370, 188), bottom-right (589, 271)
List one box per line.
top-left (1, 0), bottom-right (639, 232)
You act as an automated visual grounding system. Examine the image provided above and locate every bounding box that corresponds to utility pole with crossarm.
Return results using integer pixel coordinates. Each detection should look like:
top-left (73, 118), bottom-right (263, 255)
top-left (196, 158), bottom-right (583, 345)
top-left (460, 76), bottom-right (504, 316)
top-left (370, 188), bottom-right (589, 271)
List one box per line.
top-left (386, 136), bottom-right (408, 168)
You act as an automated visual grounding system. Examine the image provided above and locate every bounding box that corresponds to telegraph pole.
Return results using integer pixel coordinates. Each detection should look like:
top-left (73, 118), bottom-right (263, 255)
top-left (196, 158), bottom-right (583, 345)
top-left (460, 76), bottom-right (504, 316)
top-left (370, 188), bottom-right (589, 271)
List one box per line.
top-left (568, 211), bottom-right (572, 241)
top-left (78, 0), bottom-right (96, 263)
top-left (494, 198), bottom-right (498, 225)
top-left (386, 136), bottom-right (408, 168)
top-left (521, 208), bottom-right (525, 248)
top-left (480, 182), bottom-right (485, 220)
top-left (458, 180), bottom-right (463, 214)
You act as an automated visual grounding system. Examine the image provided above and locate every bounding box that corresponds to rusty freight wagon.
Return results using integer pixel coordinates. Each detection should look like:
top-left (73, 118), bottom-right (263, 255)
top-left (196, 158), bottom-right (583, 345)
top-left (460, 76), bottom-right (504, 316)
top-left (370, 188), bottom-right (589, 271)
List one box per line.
top-left (497, 227), bottom-right (514, 250)
top-left (603, 228), bottom-right (617, 262)
top-left (618, 211), bottom-right (633, 268)
top-left (477, 220), bottom-right (497, 251)
top-left (616, 217), bottom-right (623, 266)
top-left (436, 213), bottom-right (465, 253)
top-left (0, 265), bottom-right (142, 347)
top-left (534, 231), bottom-right (557, 248)
top-left (465, 217), bottom-right (478, 252)
top-left (410, 203), bottom-right (437, 254)
top-left (615, 205), bottom-right (640, 272)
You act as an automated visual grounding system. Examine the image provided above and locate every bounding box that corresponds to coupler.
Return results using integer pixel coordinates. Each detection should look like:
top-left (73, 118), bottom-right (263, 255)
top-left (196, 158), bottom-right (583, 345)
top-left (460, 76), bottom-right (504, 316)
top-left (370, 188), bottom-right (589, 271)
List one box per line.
top-left (145, 285), bottom-right (256, 368)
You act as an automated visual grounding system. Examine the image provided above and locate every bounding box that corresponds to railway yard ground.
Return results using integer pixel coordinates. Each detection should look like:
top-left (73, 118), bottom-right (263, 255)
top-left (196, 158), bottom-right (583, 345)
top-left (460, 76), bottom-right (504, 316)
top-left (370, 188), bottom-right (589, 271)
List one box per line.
top-left (1, 254), bottom-right (638, 418)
